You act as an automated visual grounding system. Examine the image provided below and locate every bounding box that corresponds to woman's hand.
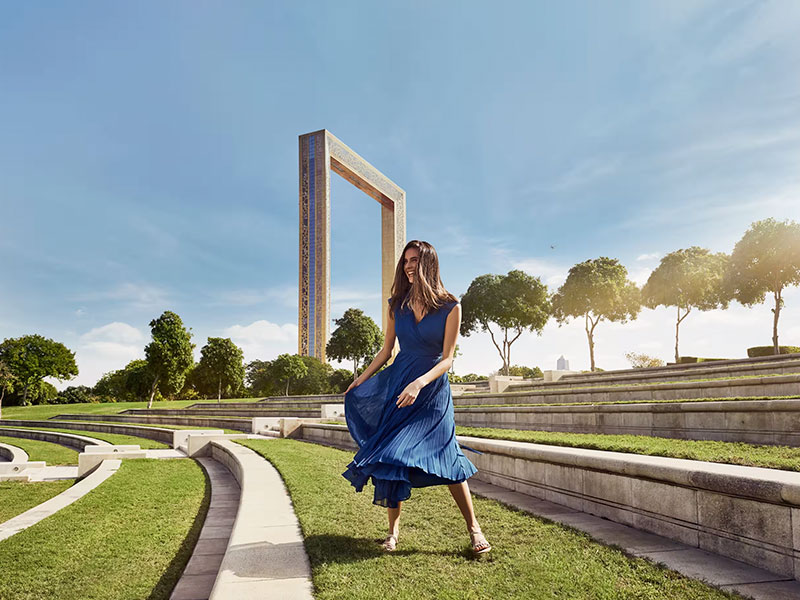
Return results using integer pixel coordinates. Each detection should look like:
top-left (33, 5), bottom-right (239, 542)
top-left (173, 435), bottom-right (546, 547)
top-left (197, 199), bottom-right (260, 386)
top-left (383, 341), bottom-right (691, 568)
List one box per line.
top-left (345, 379), bottom-right (361, 394)
top-left (396, 379), bottom-right (425, 408)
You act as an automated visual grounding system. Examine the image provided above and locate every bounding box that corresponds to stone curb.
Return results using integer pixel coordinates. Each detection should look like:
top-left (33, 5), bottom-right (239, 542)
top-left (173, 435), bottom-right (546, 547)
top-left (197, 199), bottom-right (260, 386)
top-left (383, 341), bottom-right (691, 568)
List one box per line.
top-left (207, 439), bottom-right (313, 600)
top-left (0, 459), bottom-right (121, 542)
top-left (49, 414), bottom-right (252, 432)
top-left (0, 427), bottom-right (110, 451)
top-left (0, 419), bottom-right (176, 444)
top-left (0, 441), bottom-right (28, 463)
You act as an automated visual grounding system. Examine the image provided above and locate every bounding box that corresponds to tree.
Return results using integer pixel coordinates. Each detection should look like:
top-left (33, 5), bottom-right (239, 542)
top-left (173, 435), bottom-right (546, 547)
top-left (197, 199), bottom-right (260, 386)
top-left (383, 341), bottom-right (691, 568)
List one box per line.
top-left (144, 311), bottom-right (194, 408)
top-left (625, 352), bottom-right (666, 369)
top-left (329, 368), bottom-right (354, 394)
top-left (726, 218), bottom-right (800, 355)
top-left (56, 385), bottom-right (96, 404)
top-left (642, 247), bottom-right (730, 362)
top-left (507, 365), bottom-right (544, 379)
top-left (326, 308), bottom-right (383, 380)
top-left (195, 338), bottom-right (245, 402)
top-left (246, 359), bottom-right (280, 396)
top-left (293, 355), bottom-right (334, 395)
top-left (94, 359), bottom-right (151, 403)
top-left (461, 270), bottom-right (550, 375)
top-left (0, 335), bottom-right (78, 405)
top-left (552, 257), bottom-right (641, 371)
top-left (0, 360), bottom-right (17, 419)
top-left (271, 354), bottom-right (308, 396)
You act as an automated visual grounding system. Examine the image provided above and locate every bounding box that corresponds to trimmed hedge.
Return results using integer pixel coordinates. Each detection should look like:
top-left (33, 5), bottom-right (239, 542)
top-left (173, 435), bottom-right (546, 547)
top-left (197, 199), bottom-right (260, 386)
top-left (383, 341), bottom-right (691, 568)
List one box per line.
top-left (747, 345), bottom-right (800, 358)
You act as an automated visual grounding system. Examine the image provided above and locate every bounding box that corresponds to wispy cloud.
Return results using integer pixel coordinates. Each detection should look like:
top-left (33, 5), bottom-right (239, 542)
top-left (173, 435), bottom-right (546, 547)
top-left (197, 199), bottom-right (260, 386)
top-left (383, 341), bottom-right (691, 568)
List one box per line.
top-left (511, 257), bottom-right (569, 288)
top-left (636, 253), bottom-right (661, 261)
top-left (75, 282), bottom-right (173, 312)
top-left (223, 320), bottom-right (297, 362)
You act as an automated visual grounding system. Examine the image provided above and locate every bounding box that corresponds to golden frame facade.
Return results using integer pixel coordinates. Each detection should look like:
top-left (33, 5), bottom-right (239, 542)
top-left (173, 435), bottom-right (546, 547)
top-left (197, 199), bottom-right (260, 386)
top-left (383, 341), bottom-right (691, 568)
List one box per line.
top-left (299, 130), bottom-right (406, 362)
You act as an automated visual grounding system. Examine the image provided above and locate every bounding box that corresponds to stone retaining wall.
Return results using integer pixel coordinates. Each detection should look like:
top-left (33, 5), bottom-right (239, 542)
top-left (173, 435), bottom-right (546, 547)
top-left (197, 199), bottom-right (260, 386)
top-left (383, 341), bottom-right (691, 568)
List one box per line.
top-left (456, 374), bottom-right (800, 406)
top-left (454, 398), bottom-right (800, 446)
top-left (0, 419), bottom-right (174, 444)
top-left (125, 407), bottom-right (318, 418)
top-left (297, 422), bottom-right (800, 581)
top-left (52, 413), bottom-right (252, 432)
top-left (0, 427), bottom-right (109, 450)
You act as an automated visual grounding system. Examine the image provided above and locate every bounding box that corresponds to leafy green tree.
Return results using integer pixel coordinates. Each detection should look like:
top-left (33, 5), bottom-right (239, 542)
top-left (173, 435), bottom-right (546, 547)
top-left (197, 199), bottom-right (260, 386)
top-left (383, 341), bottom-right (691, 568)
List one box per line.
top-left (195, 338), bottom-right (245, 402)
top-left (329, 368), bottom-right (354, 394)
top-left (0, 360), bottom-right (17, 418)
top-left (726, 218), bottom-right (800, 354)
top-left (326, 308), bottom-right (383, 380)
top-left (0, 335), bottom-right (78, 405)
top-left (293, 355), bottom-right (334, 395)
top-left (552, 257), bottom-right (640, 371)
top-left (246, 359), bottom-right (280, 396)
top-left (271, 353), bottom-right (308, 396)
top-left (93, 359), bottom-right (151, 403)
top-left (144, 311), bottom-right (195, 408)
top-left (56, 385), bottom-right (96, 405)
top-left (461, 270), bottom-right (550, 375)
top-left (642, 247), bottom-right (730, 362)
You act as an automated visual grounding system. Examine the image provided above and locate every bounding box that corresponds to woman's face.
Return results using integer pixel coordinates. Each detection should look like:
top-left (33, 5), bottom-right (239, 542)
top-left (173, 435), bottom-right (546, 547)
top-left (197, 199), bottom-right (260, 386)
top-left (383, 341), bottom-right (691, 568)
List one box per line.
top-left (403, 247), bottom-right (420, 284)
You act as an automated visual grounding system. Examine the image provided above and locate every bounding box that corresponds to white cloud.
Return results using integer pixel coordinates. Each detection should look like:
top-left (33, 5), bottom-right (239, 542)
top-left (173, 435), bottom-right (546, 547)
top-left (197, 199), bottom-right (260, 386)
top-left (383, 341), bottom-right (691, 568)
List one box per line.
top-left (511, 257), bottom-right (569, 288)
top-left (223, 320), bottom-right (298, 362)
top-left (636, 253), bottom-right (661, 261)
top-left (76, 282), bottom-right (172, 311)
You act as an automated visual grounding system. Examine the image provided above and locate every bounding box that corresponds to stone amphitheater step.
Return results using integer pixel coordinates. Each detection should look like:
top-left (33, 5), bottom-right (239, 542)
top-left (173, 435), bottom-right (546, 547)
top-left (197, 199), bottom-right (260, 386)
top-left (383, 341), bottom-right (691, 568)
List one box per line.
top-left (454, 397), bottom-right (800, 446)
top-left (509, 353), bottom-right (800, 391)
top-left (125, 407), bottom-right (319, 418)
top-left (188, 400), bottom-right (328, 410)
top-left (455, 373), bottom-right (800, 406)
top-left (53, 413), bottom-right (253, 432)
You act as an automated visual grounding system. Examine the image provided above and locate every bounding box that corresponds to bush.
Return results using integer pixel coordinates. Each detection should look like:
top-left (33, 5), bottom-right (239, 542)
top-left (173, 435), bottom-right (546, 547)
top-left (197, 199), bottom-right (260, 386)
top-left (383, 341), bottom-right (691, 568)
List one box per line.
top-left (747, 345), bottom-right (800, 358)
top-left (677, 357), bottom-right (729, 364)
top-left (625, 352), bottom-right (665, 369)
top-left (55, 385), bottom-right (98, 404)
top-left (507, 365), bottom-right (544, 379)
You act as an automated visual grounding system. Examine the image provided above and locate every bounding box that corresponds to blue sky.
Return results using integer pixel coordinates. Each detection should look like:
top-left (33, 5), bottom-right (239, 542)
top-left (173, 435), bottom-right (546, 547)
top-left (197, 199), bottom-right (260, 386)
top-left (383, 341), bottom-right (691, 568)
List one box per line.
top-left (2, 1), bottom-right (799, 387)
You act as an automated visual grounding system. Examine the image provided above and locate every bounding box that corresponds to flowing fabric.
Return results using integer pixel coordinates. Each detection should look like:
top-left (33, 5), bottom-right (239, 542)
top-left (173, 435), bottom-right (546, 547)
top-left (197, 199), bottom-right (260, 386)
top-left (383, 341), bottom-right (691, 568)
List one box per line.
top-left (342, 296), bottom-right (478, 508)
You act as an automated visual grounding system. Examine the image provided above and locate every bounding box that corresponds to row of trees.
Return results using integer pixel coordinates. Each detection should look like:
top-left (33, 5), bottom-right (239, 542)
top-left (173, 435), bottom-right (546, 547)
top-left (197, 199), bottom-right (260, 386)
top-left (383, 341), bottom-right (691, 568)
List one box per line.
top-left (461, 218), bottom-right (800, 372)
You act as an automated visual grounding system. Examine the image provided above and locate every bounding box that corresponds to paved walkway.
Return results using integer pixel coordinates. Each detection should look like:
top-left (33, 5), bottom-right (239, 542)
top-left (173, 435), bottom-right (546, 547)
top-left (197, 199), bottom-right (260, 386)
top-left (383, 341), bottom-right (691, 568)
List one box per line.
top-left (170, 457), bottom-right (241, 600)
top-left (469, 479), bottom-right (800, 600)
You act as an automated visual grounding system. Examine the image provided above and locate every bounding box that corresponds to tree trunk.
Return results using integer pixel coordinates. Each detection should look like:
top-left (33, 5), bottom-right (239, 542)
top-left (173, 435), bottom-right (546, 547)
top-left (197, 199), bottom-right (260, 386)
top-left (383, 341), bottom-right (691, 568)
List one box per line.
top-left (353, 359), bottom-right (358, 382)
top-left (22, 383), bottom-right (29, 406)
top-left (0, 385), bottom-right (4, 419)
top-left (285, 379), bottom-right (290, 396)
top-left (218, 378), bottom-right (222, 403)
top-left (585, 313), bottom-right (596, 371)
top-left (147, 375), bottom-right (159, 409)
top-left (504, 330), bottom-right (510, 375)
top-left (773, 289), bottom-right (782, 355)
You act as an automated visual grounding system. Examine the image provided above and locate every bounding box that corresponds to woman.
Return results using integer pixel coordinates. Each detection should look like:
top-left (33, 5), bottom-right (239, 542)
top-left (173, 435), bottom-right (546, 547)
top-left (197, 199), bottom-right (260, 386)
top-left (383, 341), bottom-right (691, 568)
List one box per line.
top-left (342, 240), bottom-right (491, 555)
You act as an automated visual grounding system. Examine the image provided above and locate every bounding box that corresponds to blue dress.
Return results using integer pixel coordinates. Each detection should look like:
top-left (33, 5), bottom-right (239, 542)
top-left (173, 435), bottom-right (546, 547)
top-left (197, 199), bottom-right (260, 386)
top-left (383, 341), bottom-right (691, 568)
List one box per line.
top-left (342, 296), bottom-right (478, 508)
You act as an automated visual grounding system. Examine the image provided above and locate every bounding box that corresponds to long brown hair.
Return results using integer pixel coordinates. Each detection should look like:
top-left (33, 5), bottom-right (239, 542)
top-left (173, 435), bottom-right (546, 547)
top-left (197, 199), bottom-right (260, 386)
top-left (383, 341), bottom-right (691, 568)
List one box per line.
top-left (388, 240), bottom-right (458, 317)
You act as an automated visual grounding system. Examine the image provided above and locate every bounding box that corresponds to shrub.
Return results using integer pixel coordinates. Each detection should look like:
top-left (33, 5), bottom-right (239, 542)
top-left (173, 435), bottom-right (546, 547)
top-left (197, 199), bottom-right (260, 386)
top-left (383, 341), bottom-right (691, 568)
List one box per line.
top-left (55, 385), bottom-right (97, 404)
top-left (507, 365), bottom-right (544, 379)
top-left (676, 356), bottom-right (728, 364)
top-left (625, 352), bottom-right (665, 369)
top-left (747, 345), bottom-right (800, 358)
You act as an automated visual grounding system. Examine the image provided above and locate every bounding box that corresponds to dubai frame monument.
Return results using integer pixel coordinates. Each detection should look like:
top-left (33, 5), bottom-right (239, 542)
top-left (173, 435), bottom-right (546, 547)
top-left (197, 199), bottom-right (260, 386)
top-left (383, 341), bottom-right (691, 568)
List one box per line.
top-left (298, 130), bottom-right (406, 362)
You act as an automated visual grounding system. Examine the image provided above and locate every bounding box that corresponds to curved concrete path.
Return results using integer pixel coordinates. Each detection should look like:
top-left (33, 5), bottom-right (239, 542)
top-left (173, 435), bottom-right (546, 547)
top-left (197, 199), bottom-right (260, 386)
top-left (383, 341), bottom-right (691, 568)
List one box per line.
top-left (0, 459), bottom-right (121, 541)
top-left (0, 441), bottom-right (28, 462)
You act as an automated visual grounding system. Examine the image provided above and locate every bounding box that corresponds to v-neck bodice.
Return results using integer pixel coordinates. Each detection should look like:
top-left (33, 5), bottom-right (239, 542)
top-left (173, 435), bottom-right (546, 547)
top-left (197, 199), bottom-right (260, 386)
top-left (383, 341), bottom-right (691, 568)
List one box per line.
top-left (391, 297), bottom-right (458, 357)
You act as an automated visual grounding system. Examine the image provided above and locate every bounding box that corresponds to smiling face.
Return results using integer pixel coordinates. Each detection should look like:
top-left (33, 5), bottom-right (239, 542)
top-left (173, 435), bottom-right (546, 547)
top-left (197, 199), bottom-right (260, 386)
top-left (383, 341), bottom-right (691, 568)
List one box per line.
top-left (403, 247), bottom-right (420, 284)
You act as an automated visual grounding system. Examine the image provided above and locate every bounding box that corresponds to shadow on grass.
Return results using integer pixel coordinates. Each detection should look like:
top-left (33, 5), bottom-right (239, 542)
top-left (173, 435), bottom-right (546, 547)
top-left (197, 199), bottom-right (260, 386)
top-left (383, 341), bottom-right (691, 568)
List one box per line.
top-left (146, 462), bottom-right (213, 600)
top-left (304, 534), bottom-right (486, 563)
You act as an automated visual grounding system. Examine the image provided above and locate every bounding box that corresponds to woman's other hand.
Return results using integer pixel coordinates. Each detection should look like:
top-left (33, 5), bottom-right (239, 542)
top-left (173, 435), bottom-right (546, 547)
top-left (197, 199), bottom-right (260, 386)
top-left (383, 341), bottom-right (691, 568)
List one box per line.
top-left (396, 379), bottom-right (424, 408)
top-left (345, 379), bottom-right (361, 394)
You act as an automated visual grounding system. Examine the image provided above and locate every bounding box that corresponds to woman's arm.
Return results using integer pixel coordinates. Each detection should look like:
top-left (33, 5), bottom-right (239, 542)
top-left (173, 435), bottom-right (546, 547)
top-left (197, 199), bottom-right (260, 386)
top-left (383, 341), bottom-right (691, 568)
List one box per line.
top-left (396, 304), bottom-right (460, 407)
top-left (345, 303), bottom-right (397, 393)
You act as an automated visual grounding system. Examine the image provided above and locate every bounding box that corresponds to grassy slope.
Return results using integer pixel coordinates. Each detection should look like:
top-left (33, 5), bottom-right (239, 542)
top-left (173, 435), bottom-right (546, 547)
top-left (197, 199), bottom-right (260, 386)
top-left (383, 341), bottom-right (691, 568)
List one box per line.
top-left (238, 438), bottom-right (739, 600)
top-left (0, 434), bottom-right (78, 465)
top-left (455, 427), bottom-right (800, 472)
top-left (0, 480), bottom-right (73, 523)
top-left (0, 459), bottom-right (208, 600)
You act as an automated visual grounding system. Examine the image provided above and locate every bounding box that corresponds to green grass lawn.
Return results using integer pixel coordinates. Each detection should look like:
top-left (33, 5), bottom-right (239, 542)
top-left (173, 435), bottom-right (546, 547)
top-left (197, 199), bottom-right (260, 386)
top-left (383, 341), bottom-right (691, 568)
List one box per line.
top-left (0, 458), bottom-right (208, 600)
top-left (0, 426), bottom-right (168, 449)
top-left (0, 480), bottom-right (73, 524)
top-left (0, 434), bottom-right (78, 465)
top-left (237, 438), bottom-right (740, 600)
top-left (455, 426), bottom-right (800, 472)
top-left (0, 396), bottom-right (264, 421)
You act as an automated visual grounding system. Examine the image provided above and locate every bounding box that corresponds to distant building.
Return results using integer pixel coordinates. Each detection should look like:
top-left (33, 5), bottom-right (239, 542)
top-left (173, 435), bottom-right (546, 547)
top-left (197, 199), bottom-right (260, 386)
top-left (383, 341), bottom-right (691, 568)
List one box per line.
top-left (557, 355), bottom-right (569, 370)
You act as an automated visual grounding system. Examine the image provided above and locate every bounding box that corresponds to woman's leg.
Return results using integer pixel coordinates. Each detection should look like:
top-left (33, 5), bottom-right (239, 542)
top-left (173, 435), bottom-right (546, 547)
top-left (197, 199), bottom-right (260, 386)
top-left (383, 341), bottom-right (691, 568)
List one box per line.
top-left (387, 502), bottom-right (402, 537)
top-left (447, 481), bottom-right (479, 532)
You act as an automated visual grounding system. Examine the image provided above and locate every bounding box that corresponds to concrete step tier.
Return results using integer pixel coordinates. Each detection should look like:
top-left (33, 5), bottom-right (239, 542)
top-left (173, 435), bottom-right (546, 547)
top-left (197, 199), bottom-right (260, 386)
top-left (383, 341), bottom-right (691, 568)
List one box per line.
top-left (454, 398), bottom-right (800, 446)
top-left (535, 352), bottom-right (800, 388)
top-left (1, 419), bottom-right (176, 444)
top-left (188, 401), bottom-right (328, 410)
top-left (124, 407), bottom-right (319, 418)
top-left (298, 422), bottom-right (800, 586)
top-left (455, 373), bottom-right (800, 406)
top-left (52, 413), bottom-right (253, 432)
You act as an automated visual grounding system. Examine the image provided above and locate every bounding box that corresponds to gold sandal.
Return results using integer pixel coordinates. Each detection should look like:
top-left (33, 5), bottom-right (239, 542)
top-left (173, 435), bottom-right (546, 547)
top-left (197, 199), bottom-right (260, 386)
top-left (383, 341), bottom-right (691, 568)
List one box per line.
top-left (381, 534), bottom-right (398, 552)
top-left (469, 529), bottom-right (491, 555)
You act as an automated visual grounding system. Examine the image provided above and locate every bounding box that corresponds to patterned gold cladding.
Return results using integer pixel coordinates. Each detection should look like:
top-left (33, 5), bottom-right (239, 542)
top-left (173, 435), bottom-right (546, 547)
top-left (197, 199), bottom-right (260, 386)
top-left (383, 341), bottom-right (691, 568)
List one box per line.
top-left (298, 129), bottom-right (406, 363)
